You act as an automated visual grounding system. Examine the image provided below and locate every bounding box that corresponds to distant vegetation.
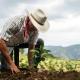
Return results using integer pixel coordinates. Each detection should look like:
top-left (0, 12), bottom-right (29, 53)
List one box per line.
top-left (19, 49), bottom-right (80, 72)
top-left (45, 45), bottom-right (80, 60)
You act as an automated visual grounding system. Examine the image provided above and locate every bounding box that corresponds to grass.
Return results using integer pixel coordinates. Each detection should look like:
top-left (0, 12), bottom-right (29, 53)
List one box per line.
top-left (19, 52), bottom-right (80, 72)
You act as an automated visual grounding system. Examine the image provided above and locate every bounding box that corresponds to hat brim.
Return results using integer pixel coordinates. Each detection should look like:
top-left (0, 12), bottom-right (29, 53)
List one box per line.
top-left (29, 14), bottom-right (49, 32)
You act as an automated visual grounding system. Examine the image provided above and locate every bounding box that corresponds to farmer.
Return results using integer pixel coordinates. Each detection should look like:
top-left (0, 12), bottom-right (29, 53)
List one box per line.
top-left (0, 9), bottom-right (49, 73)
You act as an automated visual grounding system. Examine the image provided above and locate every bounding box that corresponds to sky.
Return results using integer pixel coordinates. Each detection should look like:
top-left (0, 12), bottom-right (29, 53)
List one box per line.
top-left (0, 0), bottom-right (80, 46)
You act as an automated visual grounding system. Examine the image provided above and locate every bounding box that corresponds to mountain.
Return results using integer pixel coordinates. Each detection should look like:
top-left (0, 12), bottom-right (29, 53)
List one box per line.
top-left (45, 44), bottom-right (80, 60)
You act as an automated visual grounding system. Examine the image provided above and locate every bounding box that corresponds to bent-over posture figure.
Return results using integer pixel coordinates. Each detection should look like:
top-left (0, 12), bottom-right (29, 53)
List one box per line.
top-left (0, 9), bottom-right (49, 73)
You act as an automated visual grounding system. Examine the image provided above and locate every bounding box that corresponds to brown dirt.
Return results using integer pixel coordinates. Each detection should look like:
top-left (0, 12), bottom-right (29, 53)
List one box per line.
top-left (0, 69), bottom-right (80, 80)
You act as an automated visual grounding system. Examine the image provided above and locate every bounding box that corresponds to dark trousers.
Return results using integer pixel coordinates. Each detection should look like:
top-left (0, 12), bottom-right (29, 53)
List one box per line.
top-left (0, 38), bottom-right (44, 69)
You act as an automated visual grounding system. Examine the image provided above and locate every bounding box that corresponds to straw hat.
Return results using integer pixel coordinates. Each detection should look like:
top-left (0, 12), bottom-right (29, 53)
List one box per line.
top-left (28, 9), bottom-right (49, 32)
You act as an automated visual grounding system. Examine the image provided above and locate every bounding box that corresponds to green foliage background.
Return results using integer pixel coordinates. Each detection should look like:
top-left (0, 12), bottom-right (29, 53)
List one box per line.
top-left (19, 49), bottom-right (80, 72)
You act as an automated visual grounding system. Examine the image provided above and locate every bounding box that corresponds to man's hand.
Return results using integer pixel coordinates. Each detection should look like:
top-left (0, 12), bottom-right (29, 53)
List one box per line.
top-left (9, 63), bottom-right (20, 74)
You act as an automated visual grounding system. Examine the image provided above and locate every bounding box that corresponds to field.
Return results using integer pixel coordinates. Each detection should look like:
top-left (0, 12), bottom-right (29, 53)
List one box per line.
top-left (1, 51), bottom-right (80, 80)
top-left (19, 52), bottom-right (80, 72)
top-left (0, 69), bottom-right (80, 80)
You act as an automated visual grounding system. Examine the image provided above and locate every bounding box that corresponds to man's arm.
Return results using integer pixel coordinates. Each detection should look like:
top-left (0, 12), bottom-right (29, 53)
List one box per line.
top-left (28, 30), bottom-right (38, 68)
top-left (0, 38), bottom-right (20, 73)
top-left (28, 43), bottom-right (35, 68)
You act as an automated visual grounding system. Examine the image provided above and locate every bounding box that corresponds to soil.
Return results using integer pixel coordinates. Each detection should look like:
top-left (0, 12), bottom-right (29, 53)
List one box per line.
top-left (0, 68), bottom-right (80, 80)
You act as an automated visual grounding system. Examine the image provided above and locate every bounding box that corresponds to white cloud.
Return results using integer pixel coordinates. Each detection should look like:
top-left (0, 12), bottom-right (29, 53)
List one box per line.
top-left (39, 32), bottom-right (80, 46)
top-left (2, 0), bottom-right (64, 19)
top-left (39, 14), bottom-right (80, 46)
top-left (0, 0), bottom-right (80, 46)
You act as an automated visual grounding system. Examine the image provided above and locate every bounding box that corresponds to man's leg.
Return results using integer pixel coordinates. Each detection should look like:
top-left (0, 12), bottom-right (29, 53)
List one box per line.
top-left (34, 38), bottom-right (44, 68)
top-left (1, 54), bottom-right (8, 69)
top-left (35, 38), bottom-right (44, 48)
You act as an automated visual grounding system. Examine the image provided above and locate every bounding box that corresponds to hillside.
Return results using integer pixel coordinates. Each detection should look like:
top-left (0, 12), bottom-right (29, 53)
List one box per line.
top-left (45, 44), bottom-right (80, 60)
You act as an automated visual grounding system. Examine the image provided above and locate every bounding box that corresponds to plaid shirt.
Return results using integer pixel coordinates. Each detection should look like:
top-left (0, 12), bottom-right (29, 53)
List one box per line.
top-left (0, 15), bottom-right (38, 46)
